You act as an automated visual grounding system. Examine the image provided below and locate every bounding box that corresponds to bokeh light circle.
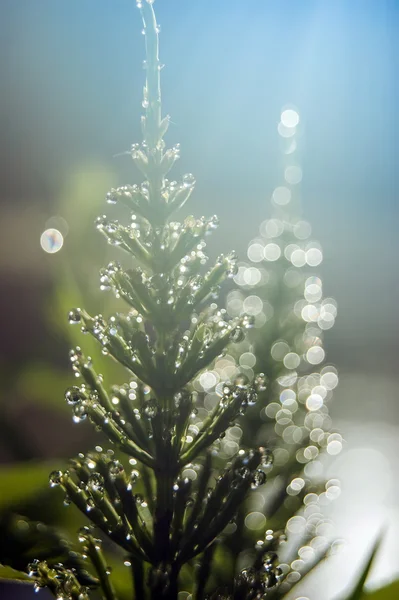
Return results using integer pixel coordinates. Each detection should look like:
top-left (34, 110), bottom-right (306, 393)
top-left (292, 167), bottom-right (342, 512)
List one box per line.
top-left (40, 228), bottom-right (64, 253)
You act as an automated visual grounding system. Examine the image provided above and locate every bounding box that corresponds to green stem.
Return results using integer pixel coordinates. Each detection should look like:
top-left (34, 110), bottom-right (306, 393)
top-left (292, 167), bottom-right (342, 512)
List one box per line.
top-left (132, 558), bottom-right (145, 600)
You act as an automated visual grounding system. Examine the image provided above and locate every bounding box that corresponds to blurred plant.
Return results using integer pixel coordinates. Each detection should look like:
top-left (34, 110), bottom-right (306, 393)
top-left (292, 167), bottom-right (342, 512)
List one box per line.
top-left (0, 1), bottom-right (394, 599)
top-left (217, 108), bottom-right (342, 596)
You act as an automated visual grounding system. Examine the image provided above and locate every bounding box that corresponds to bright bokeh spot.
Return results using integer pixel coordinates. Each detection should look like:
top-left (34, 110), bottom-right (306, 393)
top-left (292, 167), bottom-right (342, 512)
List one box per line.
top-left (294, 220), bottom-right (311, 240)
top-left (260, 218), bottom-right (284, 238)
top-left (307, 346), bottom-right (325, 365)
top-left (243, 267), bottom-right (262, 286)
top-left (247, 242), bottom-right (264, 262)
top-left (199, 370), bottom-right (219, 391)
top-left (287, 515), bottom-right (306, 533)
top-left (291, 248), bottom-right (307, 267)
top-left (271, 341), bottom-right (290, 361)
top-left (272, 186), bottom-right (291, 206)
top-left (281, 108), bottom-right (300, 128)
top-left (264, 243), bottom-right (281, 261)
top-left (285, 165), bottom-right (303, 184)
top-left (245, 511), bottom-right (266, 531)
top-left (239, 352), bottom-right (257, 368)
top-left (306, 247), bottom-right (323, 266)
top-left (243, 295), bottom-right (263, 316)
top-left (284, 352), bottom-right (300, 369)
top-left (40, 228), bottom-right (64, 253)
top-left (306, 393), bottom-right (324, 411)
top-left (321, 370), bottom-right (339, 390)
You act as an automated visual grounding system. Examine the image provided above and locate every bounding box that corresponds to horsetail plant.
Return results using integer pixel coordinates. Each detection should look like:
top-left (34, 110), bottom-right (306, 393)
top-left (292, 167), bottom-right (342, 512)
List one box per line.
top-left (26, 1), bottom-right (283, 598)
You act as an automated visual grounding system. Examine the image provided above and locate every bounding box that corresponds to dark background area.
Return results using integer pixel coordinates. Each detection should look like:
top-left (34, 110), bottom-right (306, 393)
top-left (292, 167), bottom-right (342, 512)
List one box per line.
top-left (0, 1), bottom-right (398, 598)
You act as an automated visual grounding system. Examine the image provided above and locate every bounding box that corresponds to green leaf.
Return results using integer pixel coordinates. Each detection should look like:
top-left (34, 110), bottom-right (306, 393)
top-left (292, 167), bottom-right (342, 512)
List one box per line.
top-left (0, 462), bottom-right (59, 512)
top-left (341, 533), bottom-right (383, 600)
top-left (363, 580), bottom-right (399, 599)
top-left (0, 566), bottom-right (31, 582)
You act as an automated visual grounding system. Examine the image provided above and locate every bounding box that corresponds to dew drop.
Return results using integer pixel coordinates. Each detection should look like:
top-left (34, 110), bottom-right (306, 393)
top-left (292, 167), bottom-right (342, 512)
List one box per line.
top-left (236, 466), bottom-right (250, 480)
top-left (242, 314), bottom-right (255, 329)
top-left (109, 460), bottom-right (124, 479)
top-left (182, 173), bottom-right (196, 188)
top-left (246, 389), bottom-right (258, 406)
top-left (230, 327), bottom-right (245, 343)
top-left (86, 498), bottom-right (95, 512)
top-left (27, 559), bottom-right (40, 577)
top-left (68, 308), bottom-right (81, 324)
top-left (207, 214), bottom-right (219, 231)
top-left (49, 470), bottom-right (63, 487)
top-left (260, 448), bottom-right (274, 468)
top-left (254, 373), bottom-right (267, 392)
top-left (143, 399), bottom-right (158, 418)
top-left (127, 469), bottom-right (140, 491)
top-left (88, 473), bottom-right (104, 494)
top-left (72, 403), bottom-right (87, 423)
top-left (106, 192), bottom-right (117, 204)
top-left (251, 469), bottom-right (267, 489)
top-left (65, 385), bottom-right (85, 406)
top-left (95, 215), bottom-right (108, 230)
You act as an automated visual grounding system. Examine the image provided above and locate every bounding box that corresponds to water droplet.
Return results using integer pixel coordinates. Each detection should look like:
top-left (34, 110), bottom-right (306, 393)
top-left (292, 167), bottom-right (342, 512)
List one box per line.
top-left (259, 448), bottom-right (274, 469)
top-left (251, 469), bottom-right (267, 489)
top-left (207, 214), bottom-right (219, 231)
top-left (95, 215), bottom-right (108, 230)
top-left (230, 327), bottom-right (245, 343)
top-left (86, 498), bottom-right (95, 512)
top-left (106, 191), bottom-right (117, 204)
top-left (73, 404), bottom-right (88, 424)
top-left (49, 470), bottom-right (63, 487)
top-left (254, 373), bottom-right (267, 392)
top-left (65, 386), bottom-right (85, 405)
top-left (182, 173), bottom-right (196, 188)
top-left (226, 251), bottom-right (238, 278)
top-left (127, 469), bottom-right (140, 491)
top-left (239, 567), bottom-right (256, 585)
top-left (242, 314), bottom-right (255, 329)
top-left (143, 399), bottom-right (158, 418)
top-left (88, 473), bottom-right (104, 494)
top-left (68, 308), bottom-right (81, 324)
top-left (109, 460), bottom-right (124, 479)
top-left (246, 388), bottom-right (258, 406)
top-left (134, 494), bottom-right (145, 506)
top-left (235, 466), bottom-right (250, 480)
top-left (78, 526), bottom-right (91, 543)
top-left (27, 560), bottom-right (40, 577)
